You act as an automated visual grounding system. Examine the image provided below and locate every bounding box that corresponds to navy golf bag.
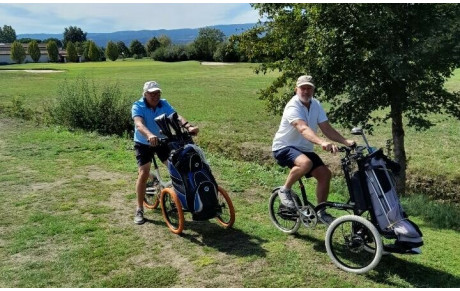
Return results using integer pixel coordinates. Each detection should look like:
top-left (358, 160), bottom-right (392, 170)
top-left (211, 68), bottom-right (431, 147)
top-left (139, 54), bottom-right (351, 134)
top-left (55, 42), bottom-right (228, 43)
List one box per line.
top-left (155, 112), bottom-right (220, 221)
top-left (352, 148), bottom-right (423, 250)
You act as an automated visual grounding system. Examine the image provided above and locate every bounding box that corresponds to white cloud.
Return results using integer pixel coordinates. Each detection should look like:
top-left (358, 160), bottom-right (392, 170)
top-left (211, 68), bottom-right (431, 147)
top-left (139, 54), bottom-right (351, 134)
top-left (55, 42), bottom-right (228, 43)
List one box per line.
top-left (0, 3), bottom-right (261, 34)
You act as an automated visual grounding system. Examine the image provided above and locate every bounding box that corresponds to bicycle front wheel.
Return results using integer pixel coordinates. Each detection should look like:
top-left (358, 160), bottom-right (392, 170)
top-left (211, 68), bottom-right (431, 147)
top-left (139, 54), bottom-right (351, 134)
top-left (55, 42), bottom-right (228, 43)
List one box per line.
top-left (160, 188), bottom-right (185, 234)
top-left (325, 215), bottom-right (383, 274)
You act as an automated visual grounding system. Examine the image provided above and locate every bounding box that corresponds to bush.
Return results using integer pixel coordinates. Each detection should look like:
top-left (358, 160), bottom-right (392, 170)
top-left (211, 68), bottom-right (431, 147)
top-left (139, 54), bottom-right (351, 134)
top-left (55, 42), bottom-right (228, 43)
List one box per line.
top-left (151, 45), bottom-right (189, 62)
top-left (49, 77), bottom-right (133, 136)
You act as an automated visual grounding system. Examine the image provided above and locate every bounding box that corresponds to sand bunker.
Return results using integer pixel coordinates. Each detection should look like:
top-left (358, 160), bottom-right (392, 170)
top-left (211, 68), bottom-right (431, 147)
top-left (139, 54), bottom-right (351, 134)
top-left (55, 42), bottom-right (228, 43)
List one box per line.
top-left (200, 62), bottom-right (233, 66)
top-left (0, 69), bottom-right (64, 73)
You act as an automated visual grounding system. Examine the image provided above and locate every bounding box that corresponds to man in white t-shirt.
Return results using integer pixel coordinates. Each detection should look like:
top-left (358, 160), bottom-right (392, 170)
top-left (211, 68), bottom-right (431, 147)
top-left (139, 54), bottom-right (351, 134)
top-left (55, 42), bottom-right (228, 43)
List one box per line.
top-left (272, 75), bottom-right (355, 224)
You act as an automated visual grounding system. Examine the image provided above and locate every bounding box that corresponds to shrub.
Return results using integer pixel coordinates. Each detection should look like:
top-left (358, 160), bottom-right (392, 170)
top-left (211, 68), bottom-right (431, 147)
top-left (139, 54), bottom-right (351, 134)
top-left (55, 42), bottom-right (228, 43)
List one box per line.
top-left (50, 77), bottom-right (133, 136)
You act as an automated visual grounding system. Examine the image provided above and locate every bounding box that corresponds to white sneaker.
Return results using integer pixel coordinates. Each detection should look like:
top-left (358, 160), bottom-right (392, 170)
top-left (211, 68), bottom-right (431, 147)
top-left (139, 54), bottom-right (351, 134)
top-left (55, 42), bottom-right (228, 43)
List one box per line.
top-left (278, 188), bottom-right (296, 209)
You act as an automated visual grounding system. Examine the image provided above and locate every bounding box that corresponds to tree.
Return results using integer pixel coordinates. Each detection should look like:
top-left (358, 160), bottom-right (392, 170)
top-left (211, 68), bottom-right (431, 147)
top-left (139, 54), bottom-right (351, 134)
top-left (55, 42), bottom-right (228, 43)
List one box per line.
top-left (105, 41), bottom-right (119, 61)
top-left (27, 40), bottom-right (41, 62)
top-left (66, 42), bottom-right (78, 62)
top-left (46, 40), bottom-right (59, 62)
top-left (43, 38), bottom-right (63, 48)
top-left (238, 4), bottom-right (460, 195)
top-left (145, 37), bottom-right (160, 56)
top-left (0, 25), bottom-right (16, 43)
top-left (157, 35), bottom-right (172, 48)
top-left (193, 27), bottom-right (225, 61)
top-left (10, 41), bottom-right (26, 64)
top-left (117, 41), bottom-right (130, 58)
top-left (88, 41), bottom-right (100, 61)
top-left (63, 26), bottom-right (87, 47)
top-left (18, 38), bottom-right (41, 44)
top-left (129, 39), bottom-right (146, 58)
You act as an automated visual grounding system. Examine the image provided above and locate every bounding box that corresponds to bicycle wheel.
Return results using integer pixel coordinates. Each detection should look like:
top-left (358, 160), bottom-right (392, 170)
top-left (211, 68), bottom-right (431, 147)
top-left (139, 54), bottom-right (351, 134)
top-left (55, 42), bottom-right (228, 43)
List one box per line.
top-left (325, 215), bottom-right (383, 274)
top-left (268, 188), bottom-right (301, 234)
top-left (160, 188), bottom-right (185, 234)
top-left (215, 186), bottom-right (235, 228)
top-left (144, 175), bottom-right (161, 209)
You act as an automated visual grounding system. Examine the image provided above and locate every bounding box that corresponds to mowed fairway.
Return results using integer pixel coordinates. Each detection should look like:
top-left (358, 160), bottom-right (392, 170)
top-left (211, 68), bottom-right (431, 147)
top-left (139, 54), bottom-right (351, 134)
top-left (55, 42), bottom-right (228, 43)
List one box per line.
top-left (0, 60), bottom-right (459, 287)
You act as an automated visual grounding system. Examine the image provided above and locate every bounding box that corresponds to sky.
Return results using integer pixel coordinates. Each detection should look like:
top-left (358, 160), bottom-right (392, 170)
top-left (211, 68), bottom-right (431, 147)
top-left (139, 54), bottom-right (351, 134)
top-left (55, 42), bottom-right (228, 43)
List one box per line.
top-left (0, 3), bottom-right (262, 35)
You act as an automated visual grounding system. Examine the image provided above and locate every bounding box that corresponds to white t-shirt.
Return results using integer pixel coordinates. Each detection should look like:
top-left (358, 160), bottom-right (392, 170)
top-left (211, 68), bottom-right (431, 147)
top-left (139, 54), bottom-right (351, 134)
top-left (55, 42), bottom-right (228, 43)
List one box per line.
top-left (272, 95), bottom-right (328, 152)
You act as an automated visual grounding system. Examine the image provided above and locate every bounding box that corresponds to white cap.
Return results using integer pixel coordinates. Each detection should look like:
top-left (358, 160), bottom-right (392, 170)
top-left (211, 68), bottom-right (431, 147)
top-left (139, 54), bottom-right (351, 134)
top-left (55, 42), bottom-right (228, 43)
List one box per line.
top-left (143, 81), bottom-right (162, 93)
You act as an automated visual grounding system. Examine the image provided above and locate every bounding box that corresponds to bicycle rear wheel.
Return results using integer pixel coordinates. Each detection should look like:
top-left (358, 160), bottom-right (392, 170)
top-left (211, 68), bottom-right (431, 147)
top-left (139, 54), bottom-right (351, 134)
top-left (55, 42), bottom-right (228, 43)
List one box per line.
top-left (215, 186), bottom-right (235, 228)
top-left (268, 188), bottom-right (301, 234)
top-left (144, 175), bottom-right (161, 209)
top-left (160, 188), bottom-right (185, 234)
top-left (325, 215), bottom-right (383, 274)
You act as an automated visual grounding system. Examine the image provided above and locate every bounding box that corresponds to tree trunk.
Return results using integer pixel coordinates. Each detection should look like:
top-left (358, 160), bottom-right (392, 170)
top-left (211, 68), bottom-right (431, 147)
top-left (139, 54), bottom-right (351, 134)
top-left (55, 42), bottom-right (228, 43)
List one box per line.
top-left (390, 100), bottom-right (407, 196)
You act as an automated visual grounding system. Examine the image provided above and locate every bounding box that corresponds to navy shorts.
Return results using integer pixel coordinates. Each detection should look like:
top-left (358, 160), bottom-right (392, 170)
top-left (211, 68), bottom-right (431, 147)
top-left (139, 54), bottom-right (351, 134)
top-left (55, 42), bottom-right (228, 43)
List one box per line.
top-left (134, 142), bottom-right (170, 166)
top-left (273, 146), bottom-right (325, 178)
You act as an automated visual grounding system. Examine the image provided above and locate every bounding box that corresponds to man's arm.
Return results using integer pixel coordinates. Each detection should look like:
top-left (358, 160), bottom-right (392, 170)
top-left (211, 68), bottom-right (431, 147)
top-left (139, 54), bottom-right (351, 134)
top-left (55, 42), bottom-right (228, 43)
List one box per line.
top-left (318, 121), bottom-right (355, 146)
top-left (178, 115), bottom-right (199, 135)
top-left (292, 119), bottom-right (337, 152)
top-left (133, 116), bottom-right (158, 146)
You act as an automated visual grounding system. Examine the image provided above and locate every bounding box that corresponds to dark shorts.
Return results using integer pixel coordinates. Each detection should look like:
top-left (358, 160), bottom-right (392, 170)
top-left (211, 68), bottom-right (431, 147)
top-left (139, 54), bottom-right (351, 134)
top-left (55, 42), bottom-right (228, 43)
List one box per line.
top-left (273, 146), bottom-right (325, 178)
top-left (134, 142), bottom-right (170, 166)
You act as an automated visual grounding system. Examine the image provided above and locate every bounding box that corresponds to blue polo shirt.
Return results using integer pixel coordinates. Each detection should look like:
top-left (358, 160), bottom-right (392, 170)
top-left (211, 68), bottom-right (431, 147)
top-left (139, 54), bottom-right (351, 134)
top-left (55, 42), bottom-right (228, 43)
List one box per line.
top-left (131, 97), bottom-right (175, 145)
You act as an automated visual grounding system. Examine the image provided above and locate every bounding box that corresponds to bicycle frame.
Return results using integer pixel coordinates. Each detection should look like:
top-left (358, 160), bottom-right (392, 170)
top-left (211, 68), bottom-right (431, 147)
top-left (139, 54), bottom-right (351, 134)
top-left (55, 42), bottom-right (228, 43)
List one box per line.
top-left (149, 153), bottom-right (172, 189)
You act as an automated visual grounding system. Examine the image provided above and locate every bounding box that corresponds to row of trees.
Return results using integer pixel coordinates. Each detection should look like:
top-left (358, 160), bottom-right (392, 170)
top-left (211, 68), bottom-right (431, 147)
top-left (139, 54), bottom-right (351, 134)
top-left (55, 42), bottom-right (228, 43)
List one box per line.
top-left (3, 24), bottom-right (247, 63)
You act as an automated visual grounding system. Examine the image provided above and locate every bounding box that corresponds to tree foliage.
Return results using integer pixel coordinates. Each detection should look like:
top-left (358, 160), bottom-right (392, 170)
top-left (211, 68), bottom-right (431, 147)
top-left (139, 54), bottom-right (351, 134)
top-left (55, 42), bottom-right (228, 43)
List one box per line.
top-left (193, 27), bottom-right (225, 61)
top-left (157, 35), bottom-right (172, 48)
top-left (87, 41), bottom-right (100, 61)
top-left (146, 37), bottom-right (160, 56)
top-left (27, 40), bottom-right (41, 62)
top-left (129, 39), bottom-right (146, 58)
top-left (18, 38), bottom-right (41, 44)
top-left (105, 41), bottom-right (119, 61)
top-left (10, 41), bottom-right (26, 64)
top-left (0, 25), bottom-right (16, 43)
top-left (116, 41), bottom-right (130, 58)
top-left (238, 3), bottom-right (460, 194)
top-left (46, 40), bottom-right (59, 62)
top-left (43, 38), bottom-right (63, 48)
top-left (66, 42), bottom-right (78, 62)
top-left (63, 26), bottom-right (87, 46)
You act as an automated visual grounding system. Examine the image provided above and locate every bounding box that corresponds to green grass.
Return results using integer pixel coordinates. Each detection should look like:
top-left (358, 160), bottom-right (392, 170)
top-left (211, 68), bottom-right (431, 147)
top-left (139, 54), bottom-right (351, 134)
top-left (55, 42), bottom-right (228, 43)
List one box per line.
top-left (0, 60), bottom-right (459, 287)
top-left (0, 116), bottom-right (459, 287)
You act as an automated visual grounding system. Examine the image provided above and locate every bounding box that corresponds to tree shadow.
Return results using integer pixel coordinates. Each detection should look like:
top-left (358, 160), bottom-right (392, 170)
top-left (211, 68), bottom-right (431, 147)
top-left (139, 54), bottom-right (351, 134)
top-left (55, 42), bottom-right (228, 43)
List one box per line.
top-left (178, 220), bottom-right (268, 258)
top-left (292, 232), bottom-right (459, 287)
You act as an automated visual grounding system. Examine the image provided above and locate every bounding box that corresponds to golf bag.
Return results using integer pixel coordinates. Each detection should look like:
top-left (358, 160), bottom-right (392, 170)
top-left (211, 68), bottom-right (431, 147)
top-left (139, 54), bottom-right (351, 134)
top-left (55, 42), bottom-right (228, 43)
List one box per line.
top-left (155, 112), bottom-right (220, 221)
top-left (353, 149), bottom-right (423, 250)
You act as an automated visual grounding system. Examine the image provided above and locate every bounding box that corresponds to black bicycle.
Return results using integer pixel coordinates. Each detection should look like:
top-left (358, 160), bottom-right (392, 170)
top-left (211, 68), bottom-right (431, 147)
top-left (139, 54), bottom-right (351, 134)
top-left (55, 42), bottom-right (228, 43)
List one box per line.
top-left (269, 127), bottom-right (423, 274)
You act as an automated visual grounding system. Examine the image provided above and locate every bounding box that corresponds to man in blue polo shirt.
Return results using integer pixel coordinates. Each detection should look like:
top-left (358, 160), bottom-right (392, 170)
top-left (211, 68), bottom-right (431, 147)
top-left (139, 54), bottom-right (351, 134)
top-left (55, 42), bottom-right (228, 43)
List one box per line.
top-left (272, 75), bottom-right (355, 224)
top-left (132, 81), bottom-right (199, 224)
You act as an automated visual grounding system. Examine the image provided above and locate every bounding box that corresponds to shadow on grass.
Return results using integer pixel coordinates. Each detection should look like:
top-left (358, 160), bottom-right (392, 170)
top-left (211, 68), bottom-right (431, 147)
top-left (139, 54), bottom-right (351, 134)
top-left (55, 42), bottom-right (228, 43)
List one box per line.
top-left (368, 255), bottom-right (460, 288)
top-left (293, 232), bottom-right (459, 288)
top-left (180, 220), bottom-right (268, 258)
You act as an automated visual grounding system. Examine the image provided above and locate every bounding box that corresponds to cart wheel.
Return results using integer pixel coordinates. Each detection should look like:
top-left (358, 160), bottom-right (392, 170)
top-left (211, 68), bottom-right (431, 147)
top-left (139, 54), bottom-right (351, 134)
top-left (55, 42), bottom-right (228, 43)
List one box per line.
top-left (215, 186), bottom-right (235, 228)
top-left (268, 187), bottom-right (301, 234)
top-left (160, 188), bottom-right (185, 234)
top-left (144, 176), bottom-right (161, 209)
top-left (325, 215), bottom-right (383, 274)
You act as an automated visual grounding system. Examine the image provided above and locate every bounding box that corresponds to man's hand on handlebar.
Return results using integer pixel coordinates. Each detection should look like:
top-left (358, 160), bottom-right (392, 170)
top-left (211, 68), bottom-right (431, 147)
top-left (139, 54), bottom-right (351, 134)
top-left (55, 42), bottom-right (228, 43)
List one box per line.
top-left (147, 134), bottom-right (159, 147)
top-left (345, 139), bottom-right (357, 148)
top-left (321, 141), bottom-right (339, 154)
top-left (187, 126), bottom-right (199, 136)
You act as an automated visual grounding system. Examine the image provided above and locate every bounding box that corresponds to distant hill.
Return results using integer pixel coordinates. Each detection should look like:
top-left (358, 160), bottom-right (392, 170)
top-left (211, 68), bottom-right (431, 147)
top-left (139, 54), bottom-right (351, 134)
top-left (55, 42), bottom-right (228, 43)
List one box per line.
top-left (17, 23), bottom-right (256, 47)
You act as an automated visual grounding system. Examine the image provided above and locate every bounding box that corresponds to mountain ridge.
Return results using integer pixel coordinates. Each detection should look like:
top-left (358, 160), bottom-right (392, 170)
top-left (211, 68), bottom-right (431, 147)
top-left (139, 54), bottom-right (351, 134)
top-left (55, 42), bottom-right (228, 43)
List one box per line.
top-left (17, 23), bottom-right (256, 47)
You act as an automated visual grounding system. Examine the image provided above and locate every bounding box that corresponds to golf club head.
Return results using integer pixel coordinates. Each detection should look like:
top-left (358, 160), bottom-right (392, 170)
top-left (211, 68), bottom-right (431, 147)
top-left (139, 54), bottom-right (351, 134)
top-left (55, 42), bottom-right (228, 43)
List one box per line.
top-left (351, 127), bottom-right (363, 136)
